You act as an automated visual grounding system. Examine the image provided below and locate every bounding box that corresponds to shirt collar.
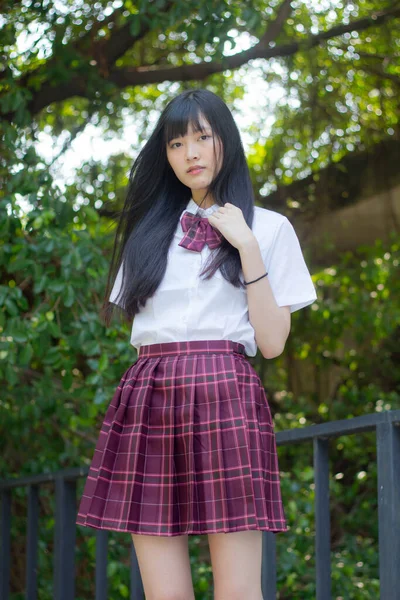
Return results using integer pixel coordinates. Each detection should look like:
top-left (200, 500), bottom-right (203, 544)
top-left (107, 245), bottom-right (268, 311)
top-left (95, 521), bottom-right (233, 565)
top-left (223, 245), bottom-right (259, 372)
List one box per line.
top-left (182, 197), bottom-right (220, 218)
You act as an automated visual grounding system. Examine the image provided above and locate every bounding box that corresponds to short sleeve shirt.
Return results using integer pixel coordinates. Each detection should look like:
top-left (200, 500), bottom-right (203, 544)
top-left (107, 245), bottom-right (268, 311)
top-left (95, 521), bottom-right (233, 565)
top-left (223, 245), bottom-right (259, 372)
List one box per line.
top-left (110, 198), bottom-right (317, 356)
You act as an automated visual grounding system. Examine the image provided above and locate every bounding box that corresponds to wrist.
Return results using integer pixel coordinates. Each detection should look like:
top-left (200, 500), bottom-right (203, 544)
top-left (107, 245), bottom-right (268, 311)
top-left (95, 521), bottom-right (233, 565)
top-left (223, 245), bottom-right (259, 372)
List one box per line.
top-left (238, 234), bottom-right (258, 253)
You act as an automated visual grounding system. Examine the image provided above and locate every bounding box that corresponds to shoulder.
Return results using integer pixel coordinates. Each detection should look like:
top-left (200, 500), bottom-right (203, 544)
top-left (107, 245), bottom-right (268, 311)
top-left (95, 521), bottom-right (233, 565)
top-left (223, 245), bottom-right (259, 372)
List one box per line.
top-left (251, 205), bottom-right (289, 250)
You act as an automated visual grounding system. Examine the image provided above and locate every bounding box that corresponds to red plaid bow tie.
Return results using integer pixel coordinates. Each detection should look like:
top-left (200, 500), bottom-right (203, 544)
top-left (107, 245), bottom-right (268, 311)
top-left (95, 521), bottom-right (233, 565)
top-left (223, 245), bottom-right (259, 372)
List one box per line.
top-left (178, 211), bottom-right (223, 252)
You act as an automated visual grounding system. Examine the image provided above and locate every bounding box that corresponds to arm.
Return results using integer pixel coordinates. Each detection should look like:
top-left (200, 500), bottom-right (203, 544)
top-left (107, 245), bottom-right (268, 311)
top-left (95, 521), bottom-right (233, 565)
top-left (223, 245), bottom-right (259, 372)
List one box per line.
top-left (238, 236), bottom-right (291, 359)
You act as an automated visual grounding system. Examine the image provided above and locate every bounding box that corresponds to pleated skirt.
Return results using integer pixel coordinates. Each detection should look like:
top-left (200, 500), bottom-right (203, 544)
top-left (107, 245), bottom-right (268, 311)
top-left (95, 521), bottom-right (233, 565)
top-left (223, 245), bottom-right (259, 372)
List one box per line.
top-left (76, 340), bottom-right (289, 536)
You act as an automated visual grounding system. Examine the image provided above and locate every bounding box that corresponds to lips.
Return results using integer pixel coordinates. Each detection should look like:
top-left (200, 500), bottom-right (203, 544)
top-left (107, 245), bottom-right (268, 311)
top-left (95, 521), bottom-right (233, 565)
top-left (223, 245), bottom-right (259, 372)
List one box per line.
top-left (187, 166), bottom-right (205, 173)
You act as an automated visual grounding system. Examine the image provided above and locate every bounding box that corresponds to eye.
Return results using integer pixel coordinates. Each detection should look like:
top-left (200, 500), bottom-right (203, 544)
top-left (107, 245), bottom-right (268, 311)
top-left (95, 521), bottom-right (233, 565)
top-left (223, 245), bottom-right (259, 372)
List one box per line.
top-left (169, 134), bottom-right (211, 149)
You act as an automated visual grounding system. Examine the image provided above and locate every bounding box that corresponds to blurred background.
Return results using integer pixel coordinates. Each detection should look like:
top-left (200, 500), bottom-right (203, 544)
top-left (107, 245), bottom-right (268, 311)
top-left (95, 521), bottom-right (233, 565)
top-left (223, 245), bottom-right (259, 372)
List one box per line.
top-left (1, 1), bottom-right (399, 598)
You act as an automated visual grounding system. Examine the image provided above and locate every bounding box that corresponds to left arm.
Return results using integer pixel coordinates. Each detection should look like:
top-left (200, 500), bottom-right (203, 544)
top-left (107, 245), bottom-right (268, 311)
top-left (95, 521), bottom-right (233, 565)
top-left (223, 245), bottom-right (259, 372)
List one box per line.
top-left (238, 236), bottom-right (290, 359)
top-left (208, 203), bottom-right (291, 359)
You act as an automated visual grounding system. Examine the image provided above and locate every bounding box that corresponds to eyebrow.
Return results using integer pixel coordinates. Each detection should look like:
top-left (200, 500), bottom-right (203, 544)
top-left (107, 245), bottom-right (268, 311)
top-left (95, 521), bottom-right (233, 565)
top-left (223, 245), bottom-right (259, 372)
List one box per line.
top-left (169, 127), bottom-right (212, 142)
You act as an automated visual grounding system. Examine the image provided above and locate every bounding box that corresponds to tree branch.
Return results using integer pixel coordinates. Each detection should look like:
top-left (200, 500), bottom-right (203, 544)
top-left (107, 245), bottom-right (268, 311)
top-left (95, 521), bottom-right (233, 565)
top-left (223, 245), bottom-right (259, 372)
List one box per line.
top-left (14, 3), bottom-right (175, 105)
top-left (48, 116), bottom-right (95, 168)
top-left (99, 6), bottom-right (400, 91)
top-left (109, 5), bottom-right (400, 84)
top-left (359, 64), bottom-right (400, 85)
top-left (258, 0), bottom-right (294, 47)
top-left (6, 4), bottom-right (400, 120)
top-left (100, 1), bottom-right (175, 68)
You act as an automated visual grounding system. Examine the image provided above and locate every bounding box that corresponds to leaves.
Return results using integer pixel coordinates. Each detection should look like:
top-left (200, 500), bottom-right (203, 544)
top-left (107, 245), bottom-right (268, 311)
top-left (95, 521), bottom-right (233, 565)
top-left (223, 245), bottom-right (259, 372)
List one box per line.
top-left (1, 2), bottom-right (400, 597)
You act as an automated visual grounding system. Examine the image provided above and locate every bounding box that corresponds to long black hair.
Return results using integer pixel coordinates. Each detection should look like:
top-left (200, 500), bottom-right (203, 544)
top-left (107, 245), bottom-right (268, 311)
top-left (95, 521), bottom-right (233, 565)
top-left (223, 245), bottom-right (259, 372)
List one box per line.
top-left (102, 88), bottom-right (255, 326)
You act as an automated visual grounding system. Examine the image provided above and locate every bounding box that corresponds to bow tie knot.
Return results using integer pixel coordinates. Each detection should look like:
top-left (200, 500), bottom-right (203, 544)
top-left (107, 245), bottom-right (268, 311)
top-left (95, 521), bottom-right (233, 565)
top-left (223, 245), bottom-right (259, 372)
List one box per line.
top-left (178, 211), bottom-right (223, 252)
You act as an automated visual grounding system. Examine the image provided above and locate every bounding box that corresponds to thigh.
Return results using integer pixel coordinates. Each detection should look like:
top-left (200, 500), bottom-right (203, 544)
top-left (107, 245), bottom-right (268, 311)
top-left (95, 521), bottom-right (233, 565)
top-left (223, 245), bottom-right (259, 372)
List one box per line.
top-left (131, 533), bottom-right (195, 600)
top-left (208, 530), bottom-right (263, 600)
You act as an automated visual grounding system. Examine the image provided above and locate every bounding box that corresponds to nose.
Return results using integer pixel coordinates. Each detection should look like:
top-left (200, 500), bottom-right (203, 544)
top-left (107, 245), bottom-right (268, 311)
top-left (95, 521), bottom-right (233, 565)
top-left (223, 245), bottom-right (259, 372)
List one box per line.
top-left (185, 143), bottom-right (199, 161)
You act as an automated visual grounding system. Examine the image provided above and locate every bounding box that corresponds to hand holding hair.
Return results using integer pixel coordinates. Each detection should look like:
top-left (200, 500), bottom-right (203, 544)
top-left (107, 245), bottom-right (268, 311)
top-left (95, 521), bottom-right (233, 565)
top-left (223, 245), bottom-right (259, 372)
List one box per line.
top-left (207, 203), bottom-right (255, 251)
top-left (208, 203), bottom-right (268, 285)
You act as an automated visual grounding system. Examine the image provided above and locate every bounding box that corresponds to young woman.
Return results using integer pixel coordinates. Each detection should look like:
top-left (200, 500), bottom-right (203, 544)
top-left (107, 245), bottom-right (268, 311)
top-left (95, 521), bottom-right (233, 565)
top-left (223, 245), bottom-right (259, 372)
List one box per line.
top-left (76, 88), bottom-right (317, 599)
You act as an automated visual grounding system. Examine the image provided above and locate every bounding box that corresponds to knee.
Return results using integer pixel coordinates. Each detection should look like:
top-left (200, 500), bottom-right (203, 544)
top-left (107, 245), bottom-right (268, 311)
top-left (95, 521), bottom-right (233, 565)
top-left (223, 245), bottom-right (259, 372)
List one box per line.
top-left (148, 593), bottom-right (195, 600)
top-left (214, 584), bottom-right (263, 600)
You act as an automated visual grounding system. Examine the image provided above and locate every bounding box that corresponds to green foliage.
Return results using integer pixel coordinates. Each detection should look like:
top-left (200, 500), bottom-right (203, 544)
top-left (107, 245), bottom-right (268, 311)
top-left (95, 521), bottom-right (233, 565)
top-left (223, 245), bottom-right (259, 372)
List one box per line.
top-left (2, 185), bottom-right (399, 596)
top-left (2, 0), bottom-right (399, 193)
top-left (1, 1), bottom-right (400, 597)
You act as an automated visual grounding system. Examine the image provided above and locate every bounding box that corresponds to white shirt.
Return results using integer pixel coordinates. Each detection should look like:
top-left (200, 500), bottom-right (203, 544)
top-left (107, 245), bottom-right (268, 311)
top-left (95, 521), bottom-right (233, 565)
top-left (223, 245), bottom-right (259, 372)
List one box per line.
top-left (110, 197), bottom-right (317, 357)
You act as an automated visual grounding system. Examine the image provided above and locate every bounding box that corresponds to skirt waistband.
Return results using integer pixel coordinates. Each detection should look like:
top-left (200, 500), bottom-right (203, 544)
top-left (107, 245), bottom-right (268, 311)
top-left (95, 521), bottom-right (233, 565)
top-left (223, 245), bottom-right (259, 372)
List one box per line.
top-left (138, 340), bottom-right (246, 359)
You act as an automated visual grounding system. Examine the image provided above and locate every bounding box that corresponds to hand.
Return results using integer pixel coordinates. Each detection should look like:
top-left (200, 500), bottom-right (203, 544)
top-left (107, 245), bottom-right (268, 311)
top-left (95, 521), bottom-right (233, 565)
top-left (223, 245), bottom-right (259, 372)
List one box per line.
top-left (207, 203), bottom-right (256, 251)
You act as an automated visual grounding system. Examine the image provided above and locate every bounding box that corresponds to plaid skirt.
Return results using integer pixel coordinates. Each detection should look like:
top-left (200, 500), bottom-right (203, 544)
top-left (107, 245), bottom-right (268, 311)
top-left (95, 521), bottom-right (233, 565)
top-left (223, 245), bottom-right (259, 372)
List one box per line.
top-left (76, 340), bottom-right (288, 536)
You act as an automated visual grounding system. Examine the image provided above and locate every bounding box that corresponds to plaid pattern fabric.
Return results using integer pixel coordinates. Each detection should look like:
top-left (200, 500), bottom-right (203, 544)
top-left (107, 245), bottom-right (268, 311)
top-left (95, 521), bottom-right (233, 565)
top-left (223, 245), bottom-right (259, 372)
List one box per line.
top-left (178, 211), bottom-right (223, 252)
top-left (76, 340), bottom-right (288, 536)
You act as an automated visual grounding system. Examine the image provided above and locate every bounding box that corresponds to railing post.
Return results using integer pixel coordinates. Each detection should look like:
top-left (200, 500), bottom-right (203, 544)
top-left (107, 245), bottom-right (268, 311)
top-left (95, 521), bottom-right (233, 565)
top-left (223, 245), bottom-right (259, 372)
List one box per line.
top-left (53, 477), bottom-right (77, 600)
top-left (314, 437), bottom-right (331, 600)
top-left (261, 530), bottom-right (276, 600)
top-left (26, 485), bottom-right (39, 600)
top-left (376, 420), bottom-right (400, 599)
top-left (0, 411), bottom-right (399, 599)
top-left (95, 529), bottom-right (108, 600)
top-left (0, 489), bottom-right (11, 600)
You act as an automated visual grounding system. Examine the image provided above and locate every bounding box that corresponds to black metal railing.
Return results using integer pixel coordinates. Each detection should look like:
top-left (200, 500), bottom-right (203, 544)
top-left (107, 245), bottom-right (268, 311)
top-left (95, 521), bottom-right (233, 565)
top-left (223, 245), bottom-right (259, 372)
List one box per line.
top-left (1, 410), bottom-right (399, 600)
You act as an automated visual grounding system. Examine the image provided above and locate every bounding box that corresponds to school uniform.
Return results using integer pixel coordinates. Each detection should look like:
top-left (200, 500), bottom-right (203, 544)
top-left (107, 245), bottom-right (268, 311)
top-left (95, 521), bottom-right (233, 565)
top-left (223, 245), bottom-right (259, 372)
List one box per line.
top-left (76, 198), bottom-right (317, 536)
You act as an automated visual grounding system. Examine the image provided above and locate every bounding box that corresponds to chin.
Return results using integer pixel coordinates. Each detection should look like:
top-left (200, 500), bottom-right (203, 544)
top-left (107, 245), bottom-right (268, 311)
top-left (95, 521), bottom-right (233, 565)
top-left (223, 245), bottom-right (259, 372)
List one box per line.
top-left (187, 179), bottom-right (210, 188)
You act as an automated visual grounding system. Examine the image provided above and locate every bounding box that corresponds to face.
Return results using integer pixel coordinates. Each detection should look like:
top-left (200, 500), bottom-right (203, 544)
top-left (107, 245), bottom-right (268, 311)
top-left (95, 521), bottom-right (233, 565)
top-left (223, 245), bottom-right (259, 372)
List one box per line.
top-left (166, 115), bottom-right (223, 202)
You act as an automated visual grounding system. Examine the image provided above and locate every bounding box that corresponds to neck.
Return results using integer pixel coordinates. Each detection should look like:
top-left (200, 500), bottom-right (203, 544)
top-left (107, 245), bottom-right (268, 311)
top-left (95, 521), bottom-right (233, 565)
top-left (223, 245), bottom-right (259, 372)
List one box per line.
top-left (191, 190), bottom-right (216, 210)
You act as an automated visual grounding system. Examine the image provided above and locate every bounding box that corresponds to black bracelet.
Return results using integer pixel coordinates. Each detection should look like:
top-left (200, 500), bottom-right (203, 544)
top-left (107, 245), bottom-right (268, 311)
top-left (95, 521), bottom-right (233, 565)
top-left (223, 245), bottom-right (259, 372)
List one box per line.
top-left (244, 271), bottom-right (268, 286)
